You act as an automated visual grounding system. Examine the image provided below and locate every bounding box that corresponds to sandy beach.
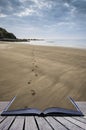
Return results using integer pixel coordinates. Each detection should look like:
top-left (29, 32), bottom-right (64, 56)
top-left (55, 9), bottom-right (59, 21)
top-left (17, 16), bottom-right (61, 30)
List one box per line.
top-left (0, 42), bottom-right (86, 110)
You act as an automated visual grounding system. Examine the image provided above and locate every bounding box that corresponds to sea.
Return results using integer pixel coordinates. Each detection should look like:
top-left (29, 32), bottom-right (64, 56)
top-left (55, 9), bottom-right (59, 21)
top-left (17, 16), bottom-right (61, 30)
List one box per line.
top-left (18, 39), bottom-right (86, 49)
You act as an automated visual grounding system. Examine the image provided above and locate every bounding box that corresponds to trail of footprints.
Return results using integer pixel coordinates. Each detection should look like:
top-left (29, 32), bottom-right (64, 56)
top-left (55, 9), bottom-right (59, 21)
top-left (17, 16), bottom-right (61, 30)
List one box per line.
top-left (28, 46), bottom-right (39, 96)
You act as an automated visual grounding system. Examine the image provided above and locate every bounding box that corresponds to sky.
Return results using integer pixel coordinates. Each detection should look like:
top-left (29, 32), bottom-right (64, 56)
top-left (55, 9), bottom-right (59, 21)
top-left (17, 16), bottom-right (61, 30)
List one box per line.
top-left (0, 0), bottom-right (86, 39)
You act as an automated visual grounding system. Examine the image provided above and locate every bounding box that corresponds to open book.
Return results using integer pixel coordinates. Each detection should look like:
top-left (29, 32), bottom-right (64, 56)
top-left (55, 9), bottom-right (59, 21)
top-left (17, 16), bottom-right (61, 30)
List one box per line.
top-left (1, 97), bottom-right (83, 116)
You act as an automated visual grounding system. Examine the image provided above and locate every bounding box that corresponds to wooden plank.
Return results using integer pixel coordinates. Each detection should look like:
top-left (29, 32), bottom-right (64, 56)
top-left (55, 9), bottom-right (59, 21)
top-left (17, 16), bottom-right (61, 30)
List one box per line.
top-left (54, 117), bottom-right (83, 130)
top-left (73, 117), bottom-right (86, 124)
top-left (10, 116), bottom-right (24, 130)
top-left (0, 116), bottom-right (15, 130)
top-left (35, 116), bottom-right (52, 130)
top-left (25, 116), bottom-right (38, 130)
top-left (0, 116), bottom-right (6, 123)
top-left (64, 117), bottom-right (86, 130)
top-left (45, 117), bottom-right (67, 130)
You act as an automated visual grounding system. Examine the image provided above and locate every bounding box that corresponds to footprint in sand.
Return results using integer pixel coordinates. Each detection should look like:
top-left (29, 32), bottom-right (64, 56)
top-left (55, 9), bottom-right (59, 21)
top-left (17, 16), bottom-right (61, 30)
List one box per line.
top-left (35, 65), bottom-right (38, 68)
top-left (32, 68), bottom-right (34, 71)
top-left (28, 80), bottom-right (31, 84)
top-left (35, 73), bottom-right (38, 77)
top-left (31, 90), bottom-right (36, 96)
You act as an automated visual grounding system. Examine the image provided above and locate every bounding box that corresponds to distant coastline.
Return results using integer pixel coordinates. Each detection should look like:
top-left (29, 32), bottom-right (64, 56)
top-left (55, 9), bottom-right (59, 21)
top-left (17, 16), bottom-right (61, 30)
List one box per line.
top-left (0, 27), bottom-right (44, 42)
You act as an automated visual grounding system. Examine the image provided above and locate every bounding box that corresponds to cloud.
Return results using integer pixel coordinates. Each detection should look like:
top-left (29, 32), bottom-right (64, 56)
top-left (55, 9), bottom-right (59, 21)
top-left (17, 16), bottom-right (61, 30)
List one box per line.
top-left (15, 8), bottom-right (35, 17)
top-left (31, 0), bottom-right (53, 9)
top-left (0, 0), bottom-right (86, 38)
top-left (0, 0), bottom-right (86, 19)
top-left (0, 13), bottom-right (7, 17)
top-left (0, 0), bottom-right (54, 17)
top-left (16, 0), bottom-right (54, 17)
top-left (0, 0), bottom-right (23, 16)
top-left (72, 0), bottom-right (86, 13)
top-left (64, 0), bottom-right (86, 16)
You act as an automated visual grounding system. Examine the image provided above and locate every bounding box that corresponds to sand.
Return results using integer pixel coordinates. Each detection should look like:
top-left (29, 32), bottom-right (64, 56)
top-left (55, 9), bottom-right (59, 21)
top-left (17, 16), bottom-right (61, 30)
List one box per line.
top-left (0, 42), bottom-right (86, 110)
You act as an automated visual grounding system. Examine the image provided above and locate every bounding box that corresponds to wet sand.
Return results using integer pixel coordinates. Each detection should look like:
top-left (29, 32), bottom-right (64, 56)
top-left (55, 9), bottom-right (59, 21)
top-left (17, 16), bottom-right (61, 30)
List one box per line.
top-left (0, 42), bottom-right (86, 110)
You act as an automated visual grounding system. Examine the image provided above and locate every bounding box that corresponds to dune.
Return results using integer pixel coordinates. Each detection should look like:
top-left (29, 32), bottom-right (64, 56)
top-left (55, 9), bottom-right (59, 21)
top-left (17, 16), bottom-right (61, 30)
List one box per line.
top-left (0, 42), bottom-right (86, 111)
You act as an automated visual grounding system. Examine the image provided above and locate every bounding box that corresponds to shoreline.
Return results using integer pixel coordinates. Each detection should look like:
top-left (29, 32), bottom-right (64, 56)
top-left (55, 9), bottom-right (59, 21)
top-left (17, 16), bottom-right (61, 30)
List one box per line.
top-left (0, 41), bottom-right (86, 50)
